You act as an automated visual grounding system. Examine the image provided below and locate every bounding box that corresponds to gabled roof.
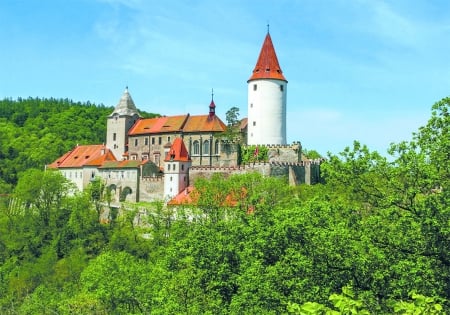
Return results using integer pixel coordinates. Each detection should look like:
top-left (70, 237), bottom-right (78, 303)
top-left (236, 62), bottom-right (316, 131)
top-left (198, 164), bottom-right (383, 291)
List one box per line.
top-left (109, 87), bottom-right (140, 117)
top-left (164, 137), bottom-right (191, 162)
top-left (128, 115), bottom-right (189, 135)
top-left (182, 114), bottom-right (227, 132)
top-left (248, 32), bottom-right (287, 82)
top-left (48, 145), bottom-right (117, 168)
top-left (128, 114), bottom-right (227, 135)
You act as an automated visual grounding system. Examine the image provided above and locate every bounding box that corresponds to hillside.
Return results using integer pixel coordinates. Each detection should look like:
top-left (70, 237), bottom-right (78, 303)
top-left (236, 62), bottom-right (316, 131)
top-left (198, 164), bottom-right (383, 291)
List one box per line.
top-left (0, 97), bottom-right (448, 313)
top-left (0, 97), bottom-right (158, 191)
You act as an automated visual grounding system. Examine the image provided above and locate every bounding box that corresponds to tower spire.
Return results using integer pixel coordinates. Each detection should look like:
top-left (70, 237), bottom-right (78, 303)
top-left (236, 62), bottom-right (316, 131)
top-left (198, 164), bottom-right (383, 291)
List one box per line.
top-left (248, 29), bottom-right (286, 82)
top-left (209, 88), bottom-right (216, 118)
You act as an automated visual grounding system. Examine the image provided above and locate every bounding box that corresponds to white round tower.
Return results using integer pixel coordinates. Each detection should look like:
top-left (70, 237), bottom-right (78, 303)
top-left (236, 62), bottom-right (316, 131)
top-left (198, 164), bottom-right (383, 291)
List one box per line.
top-left (247, 31), bottom-right (287, 145)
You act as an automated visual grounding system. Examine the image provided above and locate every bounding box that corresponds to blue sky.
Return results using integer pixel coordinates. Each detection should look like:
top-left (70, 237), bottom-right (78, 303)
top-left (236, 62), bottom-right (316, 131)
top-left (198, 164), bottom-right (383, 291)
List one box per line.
top-left (1, 0), bottom-right (449, 156)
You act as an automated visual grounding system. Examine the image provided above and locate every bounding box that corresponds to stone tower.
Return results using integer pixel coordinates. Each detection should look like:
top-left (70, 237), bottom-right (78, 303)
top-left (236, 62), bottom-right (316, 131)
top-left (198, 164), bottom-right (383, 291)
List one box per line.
top-left (106, 87), bottom-right (141, 160)
top-left (164, 137), bottom-right (192, 199)
top-left (247, 30), bottom-right (288, 145)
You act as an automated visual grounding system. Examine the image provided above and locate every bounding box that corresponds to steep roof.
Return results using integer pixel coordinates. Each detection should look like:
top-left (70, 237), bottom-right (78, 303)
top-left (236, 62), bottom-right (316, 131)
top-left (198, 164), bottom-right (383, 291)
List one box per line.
top-left (128, 115), bottom-right (189, 135)
top-left (164, 137), bottom-right (191, 162)
top-left (48, 145), bottom-right (117, 168)
top-left (248, 32), bottom-right (287, 82)
top-left (182, 114), bottom-right (227, 132)
top-left (109, 87), bottom-right (140, 117)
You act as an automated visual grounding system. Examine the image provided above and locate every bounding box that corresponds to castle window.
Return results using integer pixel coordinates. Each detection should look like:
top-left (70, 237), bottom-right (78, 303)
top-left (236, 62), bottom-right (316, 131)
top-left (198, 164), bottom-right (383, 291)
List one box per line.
top-left (145, 137), bottom-right (149, 145)
top-left (134, 139), bottom-right (138, 146)
top-left (113, 133), bottom-right (116, 141)
top-left (168, 136), bottom-right (171, 142)
top-left (181, 164), bottom-right (184, 171)
top-left (158, 137), bottom-right (162, 145)
top-left (168, 164), bottom-right (171, 171)
top-left (280, 84), bottom-right (284, 91)
top-left (250, 103), bottom-right (253, 108)
top-left (193, 141), bottom-right (200, 155)
top-left (170, 176), bottom-right (173, 182)
top-left (253, 84), bottom-right (257, 91)
top-left (152, 137), bottom-right (155, 145)
top-left (253, 121), bottom-right (256, 126)
top-left (173, 164), bottom-right (176, 171)
top-left (203, 140), bottom-right (210, 155)
top-left (215, 140), bottom-right (219, 155)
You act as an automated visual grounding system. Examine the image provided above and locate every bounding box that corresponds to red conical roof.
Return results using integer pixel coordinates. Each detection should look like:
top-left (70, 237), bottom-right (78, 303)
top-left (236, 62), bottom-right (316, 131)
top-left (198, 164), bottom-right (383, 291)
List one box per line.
top-left (248, 32), bottom-right (287, 82)
top-left (164, 137), bottom-right (190, 162)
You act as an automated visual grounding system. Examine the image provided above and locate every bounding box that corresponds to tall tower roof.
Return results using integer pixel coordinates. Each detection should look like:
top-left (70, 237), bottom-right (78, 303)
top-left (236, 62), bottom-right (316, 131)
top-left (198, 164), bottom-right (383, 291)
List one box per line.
top-left (110, 87), bottom-right (140, 117)
top-left (248, 32), bottom-right (287, 82)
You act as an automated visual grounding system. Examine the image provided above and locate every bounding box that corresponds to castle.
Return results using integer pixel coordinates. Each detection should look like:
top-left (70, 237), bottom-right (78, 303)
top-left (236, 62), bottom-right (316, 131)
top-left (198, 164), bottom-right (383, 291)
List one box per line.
top-left (49, 30), bottom-right (321, 204)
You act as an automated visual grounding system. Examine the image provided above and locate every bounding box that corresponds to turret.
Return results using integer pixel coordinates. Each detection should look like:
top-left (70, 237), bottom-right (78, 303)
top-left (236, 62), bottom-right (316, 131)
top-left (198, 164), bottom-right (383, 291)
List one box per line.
top-left (106, 87), bottom-right (141, 159)
top-left (164, 137), bottom-right (191, 199)
top-left (247, 29), bottom-right (287, 145)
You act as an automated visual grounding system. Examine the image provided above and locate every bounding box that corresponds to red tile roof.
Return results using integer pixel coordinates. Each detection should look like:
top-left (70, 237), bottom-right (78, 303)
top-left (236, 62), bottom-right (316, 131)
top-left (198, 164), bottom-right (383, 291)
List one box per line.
top-left (248, 32), bottom-right (287, 82)
top-left (167, 185), bottom-right (247, 207)
top-left (164, 137), bottom-right (191, 162)
top-left (48, 145), bottom-right (116, 168)
top-left (128, 113), bottom-right (226, 136)
top-left (182, 114), bottom-right (227, 132)
top-left (128, 115), bottom-right (188, 135)
top-left (167, 186), bottom-right (197, 205)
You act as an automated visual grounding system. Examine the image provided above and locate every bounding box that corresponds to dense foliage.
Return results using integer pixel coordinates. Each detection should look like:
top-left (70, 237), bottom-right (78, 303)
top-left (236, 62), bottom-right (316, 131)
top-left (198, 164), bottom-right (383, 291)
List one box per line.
top-left (0, 97), bottom-right (157, 191)
top-left (0, 97), bottom-right (448, 314)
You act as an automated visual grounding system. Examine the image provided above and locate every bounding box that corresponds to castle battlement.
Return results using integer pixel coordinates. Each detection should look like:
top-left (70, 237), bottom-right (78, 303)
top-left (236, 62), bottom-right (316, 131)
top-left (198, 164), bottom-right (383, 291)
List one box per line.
top-left (242, 142), bottom-right (301, 150)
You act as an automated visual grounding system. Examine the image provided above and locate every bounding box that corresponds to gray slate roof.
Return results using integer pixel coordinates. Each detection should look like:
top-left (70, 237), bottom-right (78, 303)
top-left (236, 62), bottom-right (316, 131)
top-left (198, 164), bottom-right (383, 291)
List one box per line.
top-left (110, 87), bottom-right (140, 117)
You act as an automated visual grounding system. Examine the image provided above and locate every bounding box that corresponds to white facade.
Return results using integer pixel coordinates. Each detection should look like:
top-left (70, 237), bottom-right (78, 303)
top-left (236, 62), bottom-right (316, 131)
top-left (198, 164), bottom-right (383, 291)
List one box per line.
top-left (163, 160), bottom-right (190, 199)
top-left (247, 78), bottom-right (287, 145)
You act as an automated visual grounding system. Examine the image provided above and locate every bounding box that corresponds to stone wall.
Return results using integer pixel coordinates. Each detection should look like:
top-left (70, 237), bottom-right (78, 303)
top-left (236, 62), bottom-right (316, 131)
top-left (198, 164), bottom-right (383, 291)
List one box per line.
top-left (139, 176), bottom-right (165, 201)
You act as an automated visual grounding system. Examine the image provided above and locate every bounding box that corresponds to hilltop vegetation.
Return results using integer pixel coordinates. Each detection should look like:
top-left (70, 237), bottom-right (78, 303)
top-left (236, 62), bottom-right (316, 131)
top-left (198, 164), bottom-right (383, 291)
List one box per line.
top-left (0, 97), bottom-right (158, 191)
top-left (0, 97), bottom-right (448, 314)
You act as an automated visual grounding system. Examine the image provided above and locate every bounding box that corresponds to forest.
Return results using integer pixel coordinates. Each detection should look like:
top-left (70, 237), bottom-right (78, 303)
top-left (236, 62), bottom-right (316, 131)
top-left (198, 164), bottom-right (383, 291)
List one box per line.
top-left (0, 97), bottom-right (449, 314)
top-left (0, 97), bottom-right (157, 192)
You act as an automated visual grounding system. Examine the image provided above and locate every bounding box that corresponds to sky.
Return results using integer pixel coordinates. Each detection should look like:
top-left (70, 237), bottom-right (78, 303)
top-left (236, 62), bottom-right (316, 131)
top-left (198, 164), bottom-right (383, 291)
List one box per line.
top-left (1, 0), bottom-right (449, 156)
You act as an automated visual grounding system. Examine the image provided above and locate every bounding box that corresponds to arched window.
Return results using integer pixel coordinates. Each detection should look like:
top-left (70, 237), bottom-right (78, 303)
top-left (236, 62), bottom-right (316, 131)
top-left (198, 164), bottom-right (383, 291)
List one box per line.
top-left (203, 140), bottom-right (210, 155)
top-left (215, 140), bottom-right (219, 155)
top-left (193, 140), bottom-right (200, 155)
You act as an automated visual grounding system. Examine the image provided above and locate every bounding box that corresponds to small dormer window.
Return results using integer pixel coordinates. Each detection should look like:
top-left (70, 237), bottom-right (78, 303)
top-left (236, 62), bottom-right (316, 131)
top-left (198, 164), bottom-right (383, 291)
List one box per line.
top-left (265, 68), bottom-right (270, 72)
